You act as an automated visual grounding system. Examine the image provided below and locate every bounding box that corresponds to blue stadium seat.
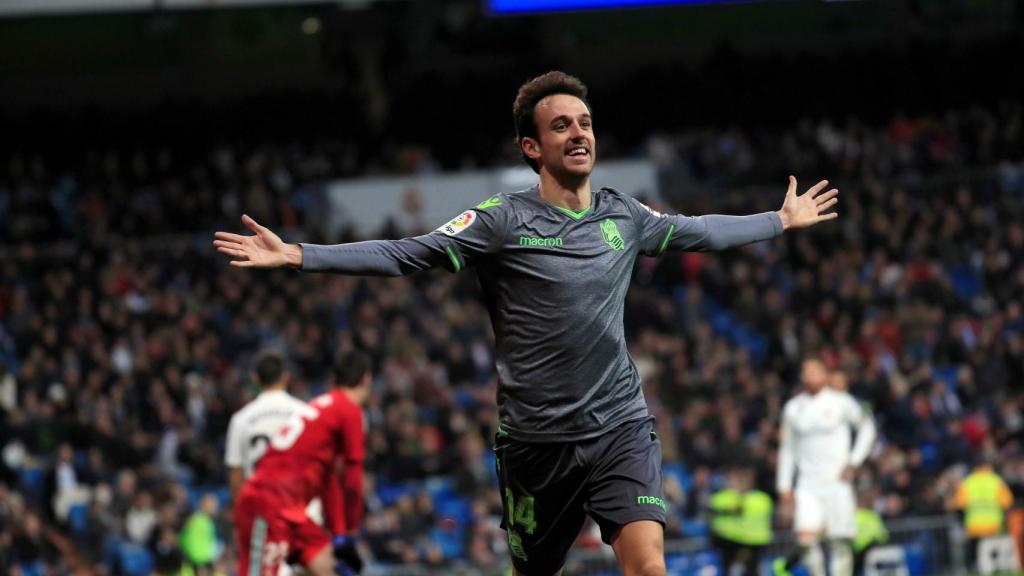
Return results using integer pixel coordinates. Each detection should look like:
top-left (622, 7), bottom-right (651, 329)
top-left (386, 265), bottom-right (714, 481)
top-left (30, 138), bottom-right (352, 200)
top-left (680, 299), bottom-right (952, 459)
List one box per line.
top-left (18, 563), bottom-right (44, 576)
top-left (434, 494), bottom-right (472, 526)
top-left (18, 466), bottom-right (44, 493)
top-left (214, 485), bottom-right (231, 509)
top-left (424, 476), bottom-right (455, 499)
top-left (376, 483), bottom-right (411, 506)
top-left (693, 550), bottom-right (721, 571)
top-left (733, 329), bottom-right (768, 363)
top-left (454, 389), bottom-right (476, 408)
top-left (175, 468), bottom-right (195, 488)
top-left (68, 502), bottom-right (89, 535)
top-left (666, 550), bottom-right (722, 576)
top-left (949, 266), bottom-right (981, 301)
top-left (664, 552), bottom-right (688, 575)
top-left (904, 542), bottom-right (928, 575)
top-left (484, 451), bottom-right (498, 481)
top-left (933, 365), bottom-right (958, 391)
top-left (663, 462), bottom-right (691, 492)
top-left (681, 519), bottom-right (708, 538)
top-left (119, 543), bottom-right (154, 576)
top-left (187, 487), bottom-right (202, 509)
top-left (102, 536), bottom-right (123, 568)
top-left (919, 442), bottom-right (939, 468)
top-left (680, 286), bottom-right (770, 364)
top-left (711, 311), bottom-right (737, 334)
top-left (429, 526), bottom-right (465, 559)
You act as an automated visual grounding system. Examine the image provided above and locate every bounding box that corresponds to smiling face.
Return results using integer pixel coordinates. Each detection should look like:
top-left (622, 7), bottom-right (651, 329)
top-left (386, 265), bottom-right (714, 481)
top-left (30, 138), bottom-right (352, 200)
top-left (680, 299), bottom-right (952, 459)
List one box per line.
top-left (521, 93), bottom-right (596, 180)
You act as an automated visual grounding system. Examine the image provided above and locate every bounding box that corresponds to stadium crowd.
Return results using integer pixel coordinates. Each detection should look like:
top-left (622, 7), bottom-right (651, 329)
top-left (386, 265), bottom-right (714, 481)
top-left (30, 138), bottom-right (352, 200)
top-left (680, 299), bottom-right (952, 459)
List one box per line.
top-left (1, 101), bottom-right (1023, 574)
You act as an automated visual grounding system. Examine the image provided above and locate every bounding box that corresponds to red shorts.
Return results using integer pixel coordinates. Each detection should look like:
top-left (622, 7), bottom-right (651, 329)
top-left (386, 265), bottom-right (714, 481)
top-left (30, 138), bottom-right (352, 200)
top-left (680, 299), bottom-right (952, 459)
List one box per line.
top-left (234, 483), bottom-right (331, 576)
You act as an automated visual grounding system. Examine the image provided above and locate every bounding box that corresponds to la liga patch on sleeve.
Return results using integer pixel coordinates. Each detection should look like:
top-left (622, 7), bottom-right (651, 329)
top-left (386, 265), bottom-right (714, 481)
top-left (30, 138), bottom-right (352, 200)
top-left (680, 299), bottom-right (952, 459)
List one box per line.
top-left (438, 210), bottom-right (477, 236)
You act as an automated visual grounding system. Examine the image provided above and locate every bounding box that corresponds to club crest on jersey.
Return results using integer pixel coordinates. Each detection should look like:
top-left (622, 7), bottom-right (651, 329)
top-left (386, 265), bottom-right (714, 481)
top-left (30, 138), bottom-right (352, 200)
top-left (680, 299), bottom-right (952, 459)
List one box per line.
top-left (439, 210), bottom-right (476, 236)
top-left (601, 218), bottom-right (625, 251)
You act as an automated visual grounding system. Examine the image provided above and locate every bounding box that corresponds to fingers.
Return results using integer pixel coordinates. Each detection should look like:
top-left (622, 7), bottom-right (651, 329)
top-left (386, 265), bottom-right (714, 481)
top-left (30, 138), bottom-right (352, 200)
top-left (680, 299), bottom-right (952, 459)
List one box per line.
top-left (213, 239), bottom-right (243, 250)
top-left (815, 189), bottom-right (839, 205)
top-left (818, 212), bottom-right (839, 222)
top-left (229, 260), bottom-right (255, 268)
top-left (215, 245), bottom-right (249, 260)
top-left (787, 175), bottom-right (797, 197)
top-left (818, 197), bottom-right (839, 211)
top-left (214, 231), bottom-right (249, 243)
top-left (213, 238), bottom-right (254, 261)
top-left (241, 214), bottom-right (265, 234)
top-left (806, 179), bottom-right (829, 197)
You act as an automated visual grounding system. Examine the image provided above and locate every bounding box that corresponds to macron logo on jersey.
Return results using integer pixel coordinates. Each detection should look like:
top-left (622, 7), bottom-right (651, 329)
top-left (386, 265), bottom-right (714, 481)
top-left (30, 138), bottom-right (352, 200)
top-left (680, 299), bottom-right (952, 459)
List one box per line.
top-left (519, 236), bottom-right (563, 247)
top-left (438, 210), bottom-right (476, 236)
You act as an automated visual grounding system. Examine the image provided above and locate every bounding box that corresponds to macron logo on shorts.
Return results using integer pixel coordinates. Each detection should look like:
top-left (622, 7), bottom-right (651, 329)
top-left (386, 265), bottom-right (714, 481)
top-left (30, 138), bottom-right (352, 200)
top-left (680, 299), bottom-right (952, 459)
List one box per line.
top-left (637, 495), bottom-right (667, 511)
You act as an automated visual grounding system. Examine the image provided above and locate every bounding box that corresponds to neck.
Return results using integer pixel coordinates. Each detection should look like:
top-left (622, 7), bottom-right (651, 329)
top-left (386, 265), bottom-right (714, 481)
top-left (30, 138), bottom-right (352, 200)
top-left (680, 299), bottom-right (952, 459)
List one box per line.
top-left (538, 169), bottom-right (591, 212)
top-left (341, 387), bottom-right (365, 405)
top-left (262, 383), bottom-right (287, 394)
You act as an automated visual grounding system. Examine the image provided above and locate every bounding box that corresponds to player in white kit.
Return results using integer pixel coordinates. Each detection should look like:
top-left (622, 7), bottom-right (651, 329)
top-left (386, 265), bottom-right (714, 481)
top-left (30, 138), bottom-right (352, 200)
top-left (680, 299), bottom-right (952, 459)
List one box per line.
top-left (775, 358), bottom-right (876, 576)
top-left (224, 350), bottom-right (308, 500)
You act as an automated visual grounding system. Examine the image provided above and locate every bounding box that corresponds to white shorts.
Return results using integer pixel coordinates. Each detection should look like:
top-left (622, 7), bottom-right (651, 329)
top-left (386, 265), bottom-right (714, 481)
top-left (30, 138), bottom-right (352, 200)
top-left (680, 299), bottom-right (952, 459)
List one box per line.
top-left (795, 481), bottom-right (856, 539)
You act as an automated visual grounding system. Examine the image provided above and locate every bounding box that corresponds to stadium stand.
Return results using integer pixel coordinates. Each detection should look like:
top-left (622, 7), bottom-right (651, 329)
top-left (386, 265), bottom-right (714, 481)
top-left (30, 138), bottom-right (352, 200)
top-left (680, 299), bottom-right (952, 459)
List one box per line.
top-left (1, 102), bottom-right (1023, 574)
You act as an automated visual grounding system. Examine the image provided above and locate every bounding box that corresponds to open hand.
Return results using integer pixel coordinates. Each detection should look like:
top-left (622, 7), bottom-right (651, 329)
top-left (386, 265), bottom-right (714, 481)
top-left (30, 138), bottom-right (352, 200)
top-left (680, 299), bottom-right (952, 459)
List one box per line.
top-left (777, 176), bottom-right (839, 230)
top-left (213, 214), bottom-right (302, 268)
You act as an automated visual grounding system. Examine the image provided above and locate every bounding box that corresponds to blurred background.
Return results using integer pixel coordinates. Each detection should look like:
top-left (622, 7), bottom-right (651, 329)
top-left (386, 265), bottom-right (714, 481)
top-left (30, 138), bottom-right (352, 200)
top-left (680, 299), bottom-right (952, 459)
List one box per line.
top-left (1, 0), bottom-right (1023, 574)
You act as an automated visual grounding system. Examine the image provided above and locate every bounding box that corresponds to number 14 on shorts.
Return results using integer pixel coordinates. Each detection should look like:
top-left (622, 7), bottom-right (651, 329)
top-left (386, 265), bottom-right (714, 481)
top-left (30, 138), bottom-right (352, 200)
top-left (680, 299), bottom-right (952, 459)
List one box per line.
top-left (505, 489), bottom-right (537, 534)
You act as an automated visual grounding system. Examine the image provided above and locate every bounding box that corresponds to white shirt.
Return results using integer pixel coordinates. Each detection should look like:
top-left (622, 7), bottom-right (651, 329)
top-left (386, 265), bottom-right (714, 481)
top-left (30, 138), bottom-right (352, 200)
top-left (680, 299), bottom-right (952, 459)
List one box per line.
top-left (777, 388), bottom-right (876, 491)
top-left (125, 506), bottom-right (157, 544)
top-left (225, 389), bottom-right (308, 477)
top-left (56, 462), bottom-right (78, 495)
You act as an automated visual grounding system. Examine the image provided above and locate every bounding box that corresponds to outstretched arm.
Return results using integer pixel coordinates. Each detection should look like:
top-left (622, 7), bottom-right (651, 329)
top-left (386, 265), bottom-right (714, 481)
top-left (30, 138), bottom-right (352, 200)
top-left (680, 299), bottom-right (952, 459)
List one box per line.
top-left (215, 202), bottom-right (506, 276)
top-left (214, 215), bottom-right (452, 276)
top-left (632, 177), bottom-right (839, 255)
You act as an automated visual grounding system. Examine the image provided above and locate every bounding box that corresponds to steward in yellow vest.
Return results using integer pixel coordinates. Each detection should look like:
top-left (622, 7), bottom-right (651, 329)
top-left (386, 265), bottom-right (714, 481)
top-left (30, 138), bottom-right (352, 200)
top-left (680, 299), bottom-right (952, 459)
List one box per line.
top-left (710, 467), bottom-right (773, 575)
top-left (956, 463), bottom-right (1014, 567)
top-left (853, 502), bottom-right (888, 574)
top-left (956, 465), bottom-right (1014, 538)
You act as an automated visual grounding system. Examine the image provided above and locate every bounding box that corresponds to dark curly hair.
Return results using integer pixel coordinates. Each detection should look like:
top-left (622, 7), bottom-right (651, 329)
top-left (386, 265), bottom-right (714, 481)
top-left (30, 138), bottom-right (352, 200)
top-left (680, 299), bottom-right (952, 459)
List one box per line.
top-left (512, 71), bottom-right (590, 173)
top-left (333, 350), bottom-right (373, 389)
top-left (253, 350), bottom-right (286, 388)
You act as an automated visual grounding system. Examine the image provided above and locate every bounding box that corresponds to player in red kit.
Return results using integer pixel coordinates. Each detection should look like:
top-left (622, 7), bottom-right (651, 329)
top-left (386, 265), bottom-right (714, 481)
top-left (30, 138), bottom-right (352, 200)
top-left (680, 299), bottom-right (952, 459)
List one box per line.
top-left (234, 351), bottom-right (372, 576)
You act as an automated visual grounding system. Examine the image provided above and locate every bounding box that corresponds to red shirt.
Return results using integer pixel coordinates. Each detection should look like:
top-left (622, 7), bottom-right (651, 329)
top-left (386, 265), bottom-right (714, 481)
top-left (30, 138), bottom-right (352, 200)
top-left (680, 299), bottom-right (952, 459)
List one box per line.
top-left (249, 388), bottom-right (365, 535)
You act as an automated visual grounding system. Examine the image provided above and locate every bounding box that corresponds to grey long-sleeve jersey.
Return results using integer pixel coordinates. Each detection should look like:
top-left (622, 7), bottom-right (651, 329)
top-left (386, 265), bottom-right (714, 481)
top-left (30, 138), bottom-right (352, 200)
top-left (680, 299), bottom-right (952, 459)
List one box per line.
top-left (301, 186), bottom-right (783, 442)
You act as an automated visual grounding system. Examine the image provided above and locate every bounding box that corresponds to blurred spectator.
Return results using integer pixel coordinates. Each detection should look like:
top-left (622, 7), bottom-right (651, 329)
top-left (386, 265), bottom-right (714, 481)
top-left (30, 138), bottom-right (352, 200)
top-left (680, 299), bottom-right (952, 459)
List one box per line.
top-left (153, 526), bottom-right (185, 575)
top-left (43, 442), bottom-right (90, 526)
top-left (11, 514), bottom-right (57, 570)
top-left (126, 492), bottom-right (159, 545)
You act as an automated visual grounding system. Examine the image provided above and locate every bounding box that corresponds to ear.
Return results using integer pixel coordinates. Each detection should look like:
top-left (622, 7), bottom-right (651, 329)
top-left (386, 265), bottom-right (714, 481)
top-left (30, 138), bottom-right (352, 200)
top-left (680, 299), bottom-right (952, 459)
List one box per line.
top-left (521, 137), bottom-right (542, 162)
